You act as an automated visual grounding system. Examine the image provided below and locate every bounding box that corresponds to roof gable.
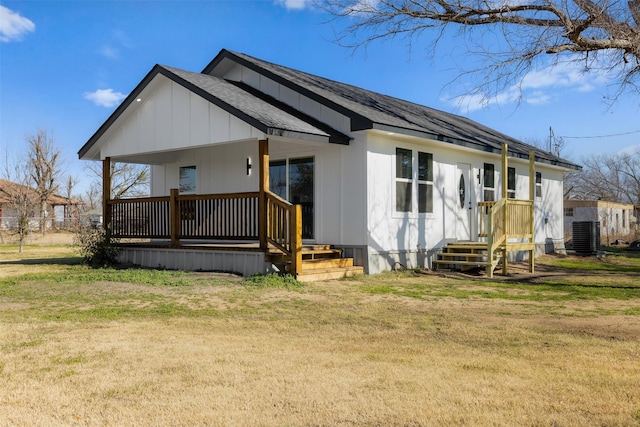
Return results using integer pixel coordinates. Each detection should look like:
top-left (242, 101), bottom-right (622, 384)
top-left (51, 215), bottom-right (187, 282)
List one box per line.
top-left (78, 65), bottom-right (348, 160)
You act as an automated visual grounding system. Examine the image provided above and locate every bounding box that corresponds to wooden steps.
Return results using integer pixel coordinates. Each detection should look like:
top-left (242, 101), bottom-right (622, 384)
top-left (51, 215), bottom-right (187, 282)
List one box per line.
top-left (432, 242), bottom-right (501, 274)
top-left (267, 244), bottom-right (364, 282)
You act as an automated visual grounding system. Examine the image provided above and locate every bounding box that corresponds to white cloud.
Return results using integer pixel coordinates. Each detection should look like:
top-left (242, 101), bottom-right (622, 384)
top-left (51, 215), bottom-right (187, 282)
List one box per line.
top-left (274, 0), bottom-right (310, 10)
top-left (0, 5), bottom-right (35, 42)
top-left (83, 89), bottom-right (127, 108)
top-left (99, 45), bottom-right (119, 59)
top-left (618, 144), bottom-right (640, 156)
top-left (449, 61), bottom-right (612, 113)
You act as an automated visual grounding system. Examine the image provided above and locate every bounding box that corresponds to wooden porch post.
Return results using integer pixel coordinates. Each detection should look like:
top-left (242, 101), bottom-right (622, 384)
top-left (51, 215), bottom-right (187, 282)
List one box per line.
top-left (290, 204), bottom-right (303, 276)
top-left (529, 150), bottom-right (536, 273)
top-left (102, 157), bottom-right (112, 231)
top-left (501, 144), bottom-right (508, 275)
top-left (258, 139), bottom-right (269, 250)
top-left (169, 188), bottom-right (180, 247)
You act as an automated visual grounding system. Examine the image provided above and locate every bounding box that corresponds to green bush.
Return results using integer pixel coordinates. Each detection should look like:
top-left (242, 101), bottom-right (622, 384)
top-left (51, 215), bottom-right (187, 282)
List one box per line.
top-left (75, 226), bottom-right (120, 267)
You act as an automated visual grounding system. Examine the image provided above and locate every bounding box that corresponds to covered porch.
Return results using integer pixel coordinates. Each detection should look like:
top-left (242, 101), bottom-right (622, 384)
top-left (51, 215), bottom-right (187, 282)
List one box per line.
top-left (101, 139), bottom-right (363, 281)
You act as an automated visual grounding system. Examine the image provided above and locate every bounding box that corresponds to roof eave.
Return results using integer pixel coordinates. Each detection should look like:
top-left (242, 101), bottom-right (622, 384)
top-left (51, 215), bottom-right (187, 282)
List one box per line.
top-left (369, 124), bottom-right (582, 171)
top-left (78, 64), bottom-right (165, 160)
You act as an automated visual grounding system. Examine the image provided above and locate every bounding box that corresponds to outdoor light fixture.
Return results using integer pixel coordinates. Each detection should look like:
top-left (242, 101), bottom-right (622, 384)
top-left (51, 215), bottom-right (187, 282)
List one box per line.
top-left (136, 98), bottom-right (142, 102)
top-left (246, 157), bottom-right (252, 176)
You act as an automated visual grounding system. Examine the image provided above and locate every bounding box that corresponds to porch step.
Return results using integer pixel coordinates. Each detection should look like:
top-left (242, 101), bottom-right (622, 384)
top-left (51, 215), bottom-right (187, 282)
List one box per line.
top-left (295, 266), bottom-right (364, 282)
top-left (269, 244), bottom-right (363, 282)
top-left (302, 257), bottom-right (354, 270)
top-left (432, 241), bottom-right (501, 272)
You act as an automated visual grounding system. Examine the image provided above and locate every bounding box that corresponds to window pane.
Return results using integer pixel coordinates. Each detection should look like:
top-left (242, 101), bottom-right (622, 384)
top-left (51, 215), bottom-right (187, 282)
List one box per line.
top-left (419, 183), bottom-right (433, 213)
top-left (289, 157), bottom-right (314, 239)
top-left (396, 181), bottom-right (412, 212)
top-left (269, 160), bottom-right (287, 199)
top-left (179, 166), bottom-right (196, 194)
top-left (396, 148), bottom-right (412, 179)
top-left (418, 152), bottom-right (433, 181)
top-left (484, 189), bottom-right (495, 202)
top-left (536, 172), bottom-right (542, 184)
top-left (508, 167), bottom-right (516, 191)
top-left (484, 163), bottom-right (494, 188)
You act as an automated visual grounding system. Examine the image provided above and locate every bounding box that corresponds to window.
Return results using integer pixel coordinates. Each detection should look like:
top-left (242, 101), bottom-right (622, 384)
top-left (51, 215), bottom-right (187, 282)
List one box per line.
top-left (535, 172), bottom-right (542, 198)
top-left (564, 207), bottom-right (574, 217)
top-left (418, 152), bottom-right (434, 213)
top-left (507, 167), bottom-right (516, 199)
top-left (179, 166), bottom-right (196, 194)
top-left (269, 157), bottom-right (315, 239)
top-left (622, 210), bottom-right (627, 228)
top-left (395, 148), bottom-right (412, 212)
top-left (395, 148), bottom-right (433, 214)
top-left (483, 163), bottom-right (495, 201)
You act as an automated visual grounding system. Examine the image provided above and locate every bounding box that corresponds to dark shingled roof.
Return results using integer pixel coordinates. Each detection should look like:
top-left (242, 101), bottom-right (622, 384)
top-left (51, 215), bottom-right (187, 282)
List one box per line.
top-left (162, 66), bottom-right (347, 142)
top-left (204, 49), bottom-right (580, 170)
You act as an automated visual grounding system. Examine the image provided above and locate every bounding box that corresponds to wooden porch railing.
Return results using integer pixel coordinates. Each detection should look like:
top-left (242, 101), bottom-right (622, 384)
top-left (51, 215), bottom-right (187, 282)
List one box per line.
top-left (478, 198), bottom-right (534, 276)
top-left (106, 189), bottom-right (302, 274)
top-left (478, 199), bottom-right (533, 240)
top-left (109, 191), bottom-right (260, 240)
top-left (265, 192), bottom-right (302, 274)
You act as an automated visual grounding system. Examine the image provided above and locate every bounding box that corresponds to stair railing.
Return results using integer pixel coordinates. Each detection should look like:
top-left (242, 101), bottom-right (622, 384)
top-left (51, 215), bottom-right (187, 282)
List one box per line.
top-left (264, 191), bottom-right (302, 275)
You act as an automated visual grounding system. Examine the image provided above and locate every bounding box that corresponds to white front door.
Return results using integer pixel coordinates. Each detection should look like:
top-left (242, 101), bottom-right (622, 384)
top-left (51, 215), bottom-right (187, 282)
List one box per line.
top-left (456, 163), bottom-right (473, 241)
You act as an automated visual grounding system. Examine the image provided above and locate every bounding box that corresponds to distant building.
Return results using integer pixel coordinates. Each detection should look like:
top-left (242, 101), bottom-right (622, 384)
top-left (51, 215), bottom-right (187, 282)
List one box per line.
top-left (564, 200), bottom-right (640, 245)
top-left (0, 178), bottom-right (83, 230)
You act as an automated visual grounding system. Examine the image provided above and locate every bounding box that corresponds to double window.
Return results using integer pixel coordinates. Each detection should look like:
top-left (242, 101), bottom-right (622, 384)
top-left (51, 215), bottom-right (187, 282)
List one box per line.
top-left (395, 148), bottom-right (433, 214)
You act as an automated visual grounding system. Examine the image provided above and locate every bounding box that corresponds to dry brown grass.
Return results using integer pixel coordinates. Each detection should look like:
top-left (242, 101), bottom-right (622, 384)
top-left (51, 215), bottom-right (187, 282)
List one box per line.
top-left (0, 249), bottom-right (639, 426)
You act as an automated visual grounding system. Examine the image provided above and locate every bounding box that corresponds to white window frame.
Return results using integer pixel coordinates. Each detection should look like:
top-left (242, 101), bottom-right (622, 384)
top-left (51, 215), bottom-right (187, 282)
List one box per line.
top-left (393, 147), bottom-right (434, 217)
top-left (535, 172), bottom-right (542, 199)
top-left (483, 163), bottom-right (495, 201)
top-left (507, 167), bottom-right (516, 199)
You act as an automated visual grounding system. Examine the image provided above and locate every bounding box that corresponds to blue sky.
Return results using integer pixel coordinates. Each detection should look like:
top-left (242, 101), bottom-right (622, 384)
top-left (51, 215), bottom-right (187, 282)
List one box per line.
top-left (1, 0), bottom-right (639, 196)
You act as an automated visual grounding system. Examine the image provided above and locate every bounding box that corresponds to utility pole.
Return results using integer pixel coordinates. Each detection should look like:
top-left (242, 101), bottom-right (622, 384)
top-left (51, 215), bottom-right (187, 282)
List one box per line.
top-left (549, 126), bottom-right (554, 153)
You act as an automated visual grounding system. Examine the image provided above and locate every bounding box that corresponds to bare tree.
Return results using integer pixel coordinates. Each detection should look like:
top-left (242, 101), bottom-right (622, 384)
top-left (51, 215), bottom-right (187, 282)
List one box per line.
top-left (320, 0), bottom-right (640, 100)
top-left (568, 151), bottom-right (640, 203)
top-left (1, 149), bottom-right (37, 252)
top-left (27, 130), bottom-right (62, 235)
top-left (86, 161), bottom-right (150, 200)
top-left (63, 175), bottom-right (78, 228)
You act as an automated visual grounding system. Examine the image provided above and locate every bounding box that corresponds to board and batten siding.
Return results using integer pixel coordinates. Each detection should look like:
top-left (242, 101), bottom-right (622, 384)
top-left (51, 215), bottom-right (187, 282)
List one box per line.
top-left (364, 131), bottom-right (568, 273)
top-left (100, 75), bottom-right (263, 160)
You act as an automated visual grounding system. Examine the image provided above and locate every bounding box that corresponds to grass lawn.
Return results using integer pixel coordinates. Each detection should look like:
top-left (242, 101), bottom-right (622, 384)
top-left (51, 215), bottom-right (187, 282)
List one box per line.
top-left (1, 243), bottom-right (639, 426)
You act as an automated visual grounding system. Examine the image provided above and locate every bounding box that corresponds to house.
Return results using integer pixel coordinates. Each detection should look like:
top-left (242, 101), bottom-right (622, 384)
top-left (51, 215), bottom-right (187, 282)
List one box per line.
top-left (78, 49), bottom-right (580, 280)
top-left (0, 178), bottom-right (83, 230)
top-left (564, 200), bottom-right (639, 245)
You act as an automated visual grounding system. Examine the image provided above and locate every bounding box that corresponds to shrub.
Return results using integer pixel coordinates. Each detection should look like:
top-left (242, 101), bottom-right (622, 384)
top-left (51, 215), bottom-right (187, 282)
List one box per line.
top-left (75, 226), bottom-right (120, 267)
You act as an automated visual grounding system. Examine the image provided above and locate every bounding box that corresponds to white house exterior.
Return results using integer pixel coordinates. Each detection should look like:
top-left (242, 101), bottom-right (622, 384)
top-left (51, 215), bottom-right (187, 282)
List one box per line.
top-left (79, 49), bottom-right (580, 277)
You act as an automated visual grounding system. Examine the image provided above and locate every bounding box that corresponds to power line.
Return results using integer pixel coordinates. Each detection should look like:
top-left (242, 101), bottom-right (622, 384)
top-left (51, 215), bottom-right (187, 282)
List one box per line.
top-left (560, 129), bottom-right (640, 139)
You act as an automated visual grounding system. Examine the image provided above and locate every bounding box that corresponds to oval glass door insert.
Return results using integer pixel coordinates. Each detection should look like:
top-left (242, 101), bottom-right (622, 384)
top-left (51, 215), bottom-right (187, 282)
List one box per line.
top-left (459, 173), bottom-right (466, 208)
